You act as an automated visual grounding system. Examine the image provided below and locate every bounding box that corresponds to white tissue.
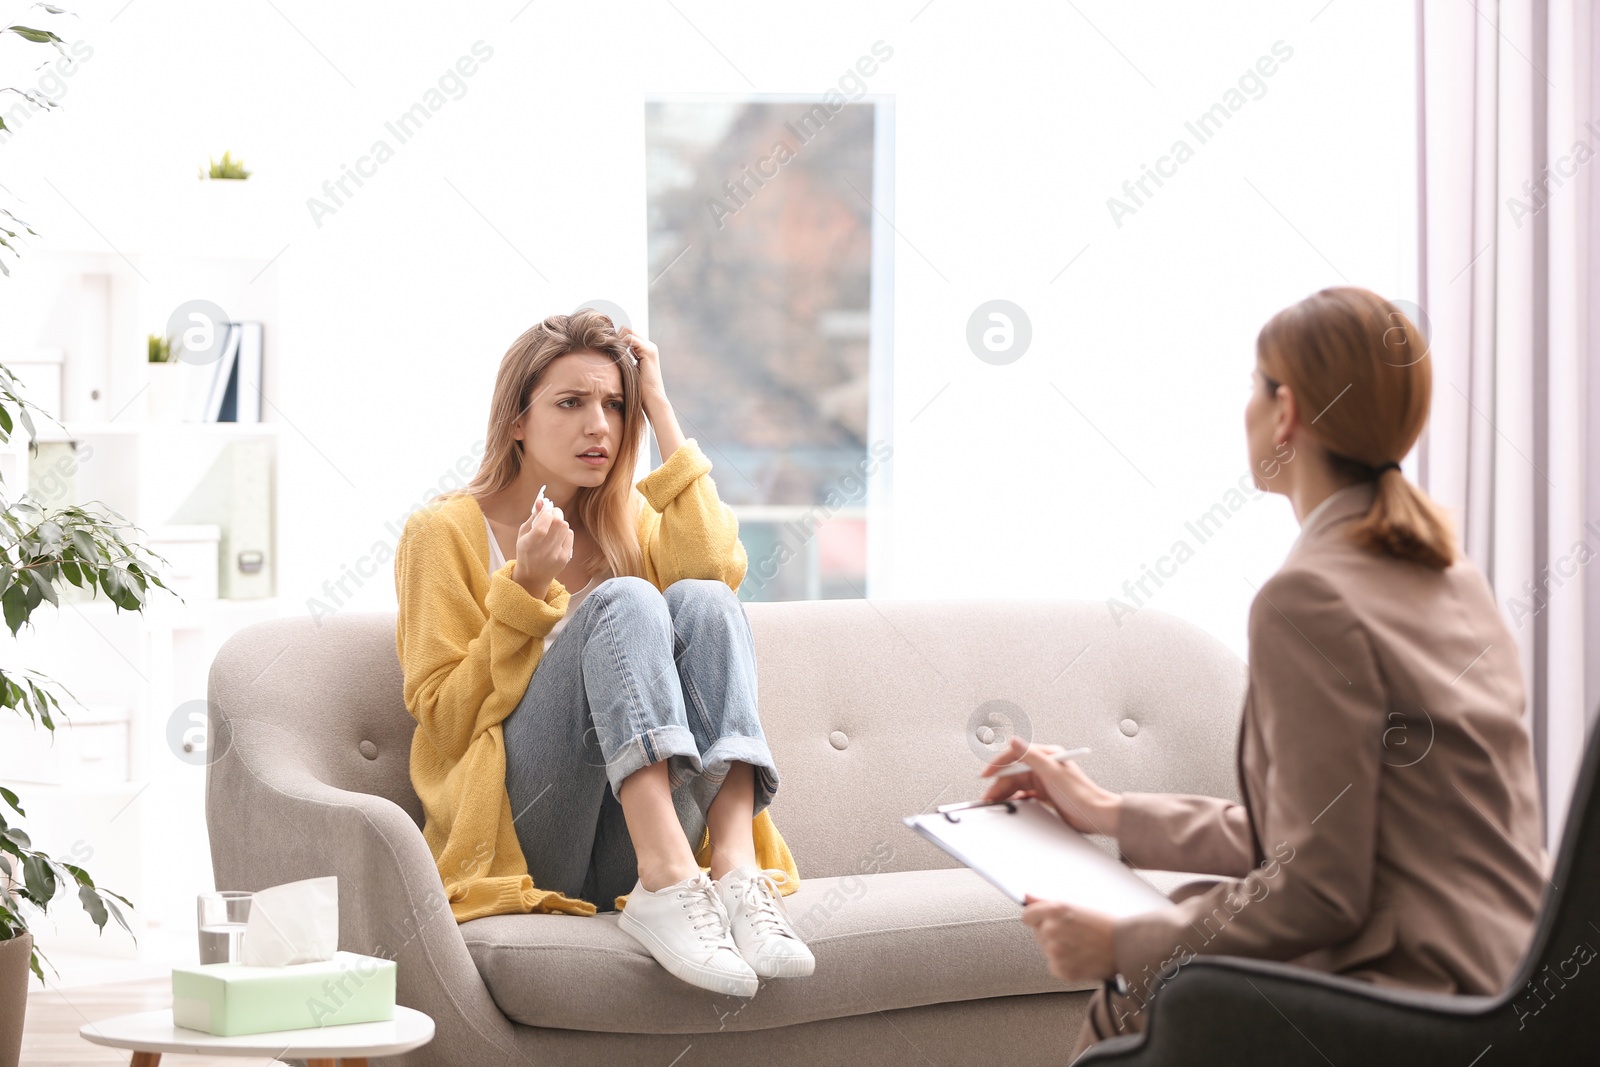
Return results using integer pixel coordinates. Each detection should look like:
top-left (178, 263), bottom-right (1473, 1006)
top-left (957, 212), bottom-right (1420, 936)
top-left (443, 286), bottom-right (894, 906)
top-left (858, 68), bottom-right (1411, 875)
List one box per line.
top-left (239, 876), bottom-right (339, 967)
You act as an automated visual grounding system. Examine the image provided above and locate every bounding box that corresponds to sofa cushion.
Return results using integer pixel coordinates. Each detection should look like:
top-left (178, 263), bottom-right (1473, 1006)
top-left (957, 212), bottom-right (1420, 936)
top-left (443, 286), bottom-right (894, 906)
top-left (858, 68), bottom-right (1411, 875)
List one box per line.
top-left (461, 867), bottom-right (1103, 1034)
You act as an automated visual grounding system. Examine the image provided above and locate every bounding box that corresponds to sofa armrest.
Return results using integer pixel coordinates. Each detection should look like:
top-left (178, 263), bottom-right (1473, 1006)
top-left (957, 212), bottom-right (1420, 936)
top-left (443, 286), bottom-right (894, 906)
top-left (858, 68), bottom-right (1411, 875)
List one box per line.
top-left (206, 715), bottom-right (526, 1066)
top-left (1076, 956), bottom-right (1501, 1067)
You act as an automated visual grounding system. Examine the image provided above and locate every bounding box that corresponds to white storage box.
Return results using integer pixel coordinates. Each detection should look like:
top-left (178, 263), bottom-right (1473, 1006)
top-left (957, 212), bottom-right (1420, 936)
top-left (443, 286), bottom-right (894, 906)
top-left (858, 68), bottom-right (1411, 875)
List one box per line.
top-left (146, 524), bottom-right (221, 602)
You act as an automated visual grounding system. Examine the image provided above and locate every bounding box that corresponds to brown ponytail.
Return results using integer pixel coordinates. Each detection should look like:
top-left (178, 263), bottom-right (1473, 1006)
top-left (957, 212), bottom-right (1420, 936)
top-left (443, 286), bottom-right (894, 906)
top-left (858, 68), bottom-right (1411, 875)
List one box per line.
top-left (1257, 287), bottom-right (1458, 570)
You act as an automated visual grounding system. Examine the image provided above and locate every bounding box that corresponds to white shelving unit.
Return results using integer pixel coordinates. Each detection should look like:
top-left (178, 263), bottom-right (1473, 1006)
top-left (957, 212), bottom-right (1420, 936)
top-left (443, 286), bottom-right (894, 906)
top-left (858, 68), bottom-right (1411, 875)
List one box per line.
top-left (0, 213), bottom-right (288, 984)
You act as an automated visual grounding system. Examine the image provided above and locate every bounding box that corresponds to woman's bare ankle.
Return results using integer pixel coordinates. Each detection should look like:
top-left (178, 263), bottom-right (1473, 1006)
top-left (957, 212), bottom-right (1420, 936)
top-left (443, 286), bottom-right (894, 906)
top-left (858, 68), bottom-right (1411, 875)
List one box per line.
top-left (708, 848), bottom-right (759, 882)
top-left (638, 858), bottom-right (700, 892)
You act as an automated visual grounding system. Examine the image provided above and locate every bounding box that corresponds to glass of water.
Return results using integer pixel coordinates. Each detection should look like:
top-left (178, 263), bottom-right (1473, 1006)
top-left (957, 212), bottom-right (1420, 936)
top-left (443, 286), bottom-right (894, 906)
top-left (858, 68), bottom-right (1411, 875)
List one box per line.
top-left (197, 890), bottom-right (253, 964)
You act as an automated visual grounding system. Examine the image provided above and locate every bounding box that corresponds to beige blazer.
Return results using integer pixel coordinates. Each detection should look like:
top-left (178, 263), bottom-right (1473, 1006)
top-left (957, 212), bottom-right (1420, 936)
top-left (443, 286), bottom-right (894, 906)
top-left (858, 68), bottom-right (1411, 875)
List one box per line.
top-left (1112, 481), bottom-right (1550, 1000)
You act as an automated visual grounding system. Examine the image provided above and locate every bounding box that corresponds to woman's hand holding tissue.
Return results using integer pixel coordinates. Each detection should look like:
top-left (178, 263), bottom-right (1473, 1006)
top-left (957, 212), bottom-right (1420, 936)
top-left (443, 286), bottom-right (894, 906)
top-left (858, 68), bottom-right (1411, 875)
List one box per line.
top-left (978, 736), bottom-right (1124, 839)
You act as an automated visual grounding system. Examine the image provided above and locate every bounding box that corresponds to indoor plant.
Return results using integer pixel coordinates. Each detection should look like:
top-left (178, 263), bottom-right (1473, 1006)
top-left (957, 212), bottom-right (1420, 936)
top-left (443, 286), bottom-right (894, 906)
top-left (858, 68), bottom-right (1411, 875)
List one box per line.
top-left (146, 332), bottom-right (179, 421)
top-left (198, 150), bottom-right (251, 180)
top-left (0, 357), bottom-right (168, 1057)
top-left (1, 9), bottom-right (174, 1065)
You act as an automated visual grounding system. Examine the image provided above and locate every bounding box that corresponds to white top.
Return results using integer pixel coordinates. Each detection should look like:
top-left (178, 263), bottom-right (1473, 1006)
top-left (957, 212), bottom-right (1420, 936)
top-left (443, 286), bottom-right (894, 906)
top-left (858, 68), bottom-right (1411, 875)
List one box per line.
top-left (485, 514), bottom-right (609, 652)
top-left (1290, 482), bottom-right (1371, 553)
top-left (78, 1006), bottom-right (434, 1058)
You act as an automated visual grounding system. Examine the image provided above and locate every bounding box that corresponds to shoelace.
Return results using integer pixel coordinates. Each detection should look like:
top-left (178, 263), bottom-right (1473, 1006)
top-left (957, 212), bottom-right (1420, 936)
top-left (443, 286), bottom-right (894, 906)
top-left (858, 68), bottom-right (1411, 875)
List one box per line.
top-left (731, 868), bottom-right (796, 939)
top-left (675, 875), bottom-right (735, 945)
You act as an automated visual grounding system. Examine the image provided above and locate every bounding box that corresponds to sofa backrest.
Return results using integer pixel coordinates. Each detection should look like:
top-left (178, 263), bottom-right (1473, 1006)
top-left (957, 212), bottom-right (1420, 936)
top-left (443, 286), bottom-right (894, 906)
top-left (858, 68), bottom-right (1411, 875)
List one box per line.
top-left (741, 598), bottom-right (1246, 878)
top-left (207, 599), bottom-right (1245, 881)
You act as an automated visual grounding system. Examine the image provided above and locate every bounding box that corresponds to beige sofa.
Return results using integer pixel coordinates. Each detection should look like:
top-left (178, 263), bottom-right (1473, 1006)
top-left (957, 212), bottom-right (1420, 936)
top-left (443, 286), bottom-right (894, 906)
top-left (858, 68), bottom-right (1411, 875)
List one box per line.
top-left (205, 597), bottom-right (1245, 1066)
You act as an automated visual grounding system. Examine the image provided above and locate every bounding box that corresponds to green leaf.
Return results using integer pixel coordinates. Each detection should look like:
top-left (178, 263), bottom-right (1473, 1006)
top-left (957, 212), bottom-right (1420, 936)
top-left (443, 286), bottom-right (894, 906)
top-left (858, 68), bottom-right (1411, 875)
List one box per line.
top-left (22, 851), bottom-right (56, 904)
top-left (104, 896), bottom-right (135, 939)
top-left (28, 568), bottom-right (57, 607)
top-left (77, 882), bottom-right (107, 931)
top-left (0, 786), bottom-right (21, 816)
top-left (2, 583), bottom-right (26, 635)
top-left (6, 25), bottom-right (64, 44)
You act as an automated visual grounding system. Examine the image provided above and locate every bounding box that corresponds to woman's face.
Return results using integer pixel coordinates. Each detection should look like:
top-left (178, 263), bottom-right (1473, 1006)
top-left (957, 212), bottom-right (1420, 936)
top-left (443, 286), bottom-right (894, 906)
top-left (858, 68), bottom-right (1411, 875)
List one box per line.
top-left (514, 350), bottom-right (625, 490)
top-left (1245, 362), bottom-right (1285, 492)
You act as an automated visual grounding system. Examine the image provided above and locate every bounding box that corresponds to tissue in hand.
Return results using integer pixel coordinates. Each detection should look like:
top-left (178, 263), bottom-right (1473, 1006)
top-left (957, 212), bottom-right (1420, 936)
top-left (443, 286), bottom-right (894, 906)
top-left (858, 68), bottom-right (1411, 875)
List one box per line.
top-left (172, 876), bottom-right (396, 1036)
top-left (241, 875), bottom-right (339, 966)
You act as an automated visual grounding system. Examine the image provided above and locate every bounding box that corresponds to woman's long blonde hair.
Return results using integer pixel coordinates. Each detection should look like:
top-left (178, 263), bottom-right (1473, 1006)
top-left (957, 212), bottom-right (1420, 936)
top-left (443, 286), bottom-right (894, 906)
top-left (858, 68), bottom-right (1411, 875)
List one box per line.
top-left (453, 310), bottom-right (645, 580)
top-left (1257, 286), bottom-right (1458, 570)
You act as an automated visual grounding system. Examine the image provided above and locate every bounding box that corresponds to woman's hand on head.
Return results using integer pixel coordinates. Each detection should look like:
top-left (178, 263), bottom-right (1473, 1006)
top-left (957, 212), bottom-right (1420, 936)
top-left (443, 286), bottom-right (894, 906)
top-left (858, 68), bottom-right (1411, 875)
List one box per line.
top-left (617, 326), bottom-right (665, 402)
top-left (978, 736), bottom-right (1123, 839)
top-left (512, 495), bottom-right (573, 599)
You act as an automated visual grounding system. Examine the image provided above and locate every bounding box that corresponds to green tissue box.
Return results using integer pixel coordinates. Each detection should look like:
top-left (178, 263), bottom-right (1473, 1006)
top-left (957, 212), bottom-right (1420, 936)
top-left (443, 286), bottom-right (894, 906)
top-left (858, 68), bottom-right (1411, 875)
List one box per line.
top-left (171, 951), bottom-right (396, 1036)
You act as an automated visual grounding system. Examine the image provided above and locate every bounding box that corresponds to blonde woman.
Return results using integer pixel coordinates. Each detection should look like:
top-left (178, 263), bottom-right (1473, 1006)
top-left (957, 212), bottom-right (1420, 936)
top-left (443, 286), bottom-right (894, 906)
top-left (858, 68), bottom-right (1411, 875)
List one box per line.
top-left (980, 287), bottom-right (1549, 1058)
top-left (394, 310), bottom-right (813, 998)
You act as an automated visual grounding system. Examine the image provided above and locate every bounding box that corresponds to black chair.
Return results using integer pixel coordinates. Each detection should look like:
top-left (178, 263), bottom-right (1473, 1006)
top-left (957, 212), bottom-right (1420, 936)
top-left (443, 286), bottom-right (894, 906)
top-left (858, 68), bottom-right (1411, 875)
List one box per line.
top-left (1078, 715), bottom-right (1600, 1065)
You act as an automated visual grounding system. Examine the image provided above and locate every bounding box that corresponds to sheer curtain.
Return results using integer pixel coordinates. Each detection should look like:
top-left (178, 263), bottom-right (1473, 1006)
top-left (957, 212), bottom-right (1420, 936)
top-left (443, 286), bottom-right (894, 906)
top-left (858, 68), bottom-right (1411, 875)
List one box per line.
top-left (1416, 0), bottom-right (1599, 853)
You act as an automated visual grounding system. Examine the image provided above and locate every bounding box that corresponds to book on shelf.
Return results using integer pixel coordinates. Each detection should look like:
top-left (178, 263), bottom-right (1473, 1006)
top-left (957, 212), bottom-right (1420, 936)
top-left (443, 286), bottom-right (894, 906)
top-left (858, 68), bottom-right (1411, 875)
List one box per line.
top-left (192, 321), bottom-right (263, 423)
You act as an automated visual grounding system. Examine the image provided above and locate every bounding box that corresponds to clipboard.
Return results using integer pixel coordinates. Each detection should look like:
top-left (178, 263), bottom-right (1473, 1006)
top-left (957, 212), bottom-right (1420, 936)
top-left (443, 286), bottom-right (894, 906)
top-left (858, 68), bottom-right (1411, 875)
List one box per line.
top-left (902, 797), bottom-right (1175, 918)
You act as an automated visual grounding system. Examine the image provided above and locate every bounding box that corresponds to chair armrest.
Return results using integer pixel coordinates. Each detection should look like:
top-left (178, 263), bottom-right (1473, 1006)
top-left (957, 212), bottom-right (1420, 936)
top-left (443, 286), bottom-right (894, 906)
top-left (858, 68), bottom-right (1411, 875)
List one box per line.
top-left (206, 714), bottom-right (524, 1065)
top-left (1076, 956), bottom-right (1501, 1067)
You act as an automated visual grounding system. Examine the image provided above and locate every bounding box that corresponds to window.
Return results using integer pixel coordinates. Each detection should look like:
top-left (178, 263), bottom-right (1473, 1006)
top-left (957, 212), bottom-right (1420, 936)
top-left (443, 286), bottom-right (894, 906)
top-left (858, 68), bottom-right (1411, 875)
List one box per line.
top-left (644, 98), bottom-right (892, 601)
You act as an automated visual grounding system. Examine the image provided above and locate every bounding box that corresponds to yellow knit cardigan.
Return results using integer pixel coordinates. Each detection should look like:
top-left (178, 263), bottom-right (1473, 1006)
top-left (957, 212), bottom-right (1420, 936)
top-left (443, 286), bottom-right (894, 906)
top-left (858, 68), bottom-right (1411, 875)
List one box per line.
top-left (393, 439), bottom-right (799, 923)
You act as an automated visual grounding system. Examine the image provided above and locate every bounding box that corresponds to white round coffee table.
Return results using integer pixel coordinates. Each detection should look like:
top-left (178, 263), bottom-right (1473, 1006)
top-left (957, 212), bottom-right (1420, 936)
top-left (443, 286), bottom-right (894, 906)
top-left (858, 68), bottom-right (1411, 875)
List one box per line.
top-left (79, 1005), bottom-right (434, 1066)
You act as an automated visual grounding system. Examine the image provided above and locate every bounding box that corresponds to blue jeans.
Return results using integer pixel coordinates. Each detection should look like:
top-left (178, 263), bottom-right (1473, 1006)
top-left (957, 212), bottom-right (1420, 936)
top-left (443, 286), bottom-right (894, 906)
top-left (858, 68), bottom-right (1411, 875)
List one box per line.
top-left (502, 576), bottom-right (780, 910)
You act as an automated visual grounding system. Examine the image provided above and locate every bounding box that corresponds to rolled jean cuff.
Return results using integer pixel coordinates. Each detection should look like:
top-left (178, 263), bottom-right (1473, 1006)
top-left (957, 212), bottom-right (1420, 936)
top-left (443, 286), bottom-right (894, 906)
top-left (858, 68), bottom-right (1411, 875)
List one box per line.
top-left (602, 723), bottom-right (702, 801)
top-left (689, 735), bottom-right (781, 818)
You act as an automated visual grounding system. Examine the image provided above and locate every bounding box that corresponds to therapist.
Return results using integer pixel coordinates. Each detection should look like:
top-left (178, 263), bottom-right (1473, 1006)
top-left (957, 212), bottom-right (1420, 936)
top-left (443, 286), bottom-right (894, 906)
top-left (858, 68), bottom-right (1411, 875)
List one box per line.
top-left (981, 286), bottom-right (1550, 1060)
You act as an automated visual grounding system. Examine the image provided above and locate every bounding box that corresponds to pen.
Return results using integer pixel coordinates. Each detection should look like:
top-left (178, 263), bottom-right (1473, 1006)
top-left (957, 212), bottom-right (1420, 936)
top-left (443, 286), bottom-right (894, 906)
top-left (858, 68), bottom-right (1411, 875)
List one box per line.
top-left (978, 745), bottom-right (1092, 781)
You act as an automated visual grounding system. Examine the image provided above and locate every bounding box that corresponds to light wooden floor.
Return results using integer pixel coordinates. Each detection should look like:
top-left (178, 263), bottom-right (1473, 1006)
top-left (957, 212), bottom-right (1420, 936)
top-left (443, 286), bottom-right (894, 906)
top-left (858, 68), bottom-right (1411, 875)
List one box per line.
top-left (23, 976), bottom-right (288, 1066)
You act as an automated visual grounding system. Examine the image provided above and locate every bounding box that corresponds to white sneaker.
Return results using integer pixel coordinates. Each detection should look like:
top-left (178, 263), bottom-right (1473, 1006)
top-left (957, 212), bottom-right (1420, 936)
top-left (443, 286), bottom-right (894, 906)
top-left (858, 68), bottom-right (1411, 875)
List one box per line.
top-left (716, 866), bottom-right (816, 978)
top-left (618, 870), bottom-right (759, 997)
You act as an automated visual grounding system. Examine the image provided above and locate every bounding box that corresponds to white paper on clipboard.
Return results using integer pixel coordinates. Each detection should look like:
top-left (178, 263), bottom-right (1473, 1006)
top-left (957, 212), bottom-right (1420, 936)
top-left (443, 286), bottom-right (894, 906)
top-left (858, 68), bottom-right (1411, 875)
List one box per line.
top-left (903, 798), bottom-right (1175, 918)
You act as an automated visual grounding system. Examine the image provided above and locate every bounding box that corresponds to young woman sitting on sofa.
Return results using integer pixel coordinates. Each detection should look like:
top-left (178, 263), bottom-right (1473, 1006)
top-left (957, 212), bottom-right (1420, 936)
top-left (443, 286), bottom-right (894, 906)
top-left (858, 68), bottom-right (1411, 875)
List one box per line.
top-left (978, 286), bottom-right (1549, 1059)
top-left (393, 309), bottom-right (813, 998)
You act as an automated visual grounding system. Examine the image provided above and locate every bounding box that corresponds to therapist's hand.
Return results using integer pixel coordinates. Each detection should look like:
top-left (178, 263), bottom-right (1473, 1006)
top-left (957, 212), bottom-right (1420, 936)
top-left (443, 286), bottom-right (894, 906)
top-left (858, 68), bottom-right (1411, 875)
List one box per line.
top-left (978, 736), bottom-right (1123, 838)
top-left (1022, 896), bottom-right (1117, 982)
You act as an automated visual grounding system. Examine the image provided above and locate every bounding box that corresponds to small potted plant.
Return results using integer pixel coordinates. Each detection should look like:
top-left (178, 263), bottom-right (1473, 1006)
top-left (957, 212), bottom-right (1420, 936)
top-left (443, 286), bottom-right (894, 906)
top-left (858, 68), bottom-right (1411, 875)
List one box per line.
top-left (188, 150), bottom-right (273, 255)
top-left (197, 150), bottom-right (251, 180)
top-left (145, 332), bottom-right (178, 421)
